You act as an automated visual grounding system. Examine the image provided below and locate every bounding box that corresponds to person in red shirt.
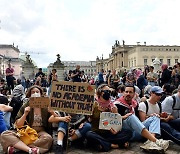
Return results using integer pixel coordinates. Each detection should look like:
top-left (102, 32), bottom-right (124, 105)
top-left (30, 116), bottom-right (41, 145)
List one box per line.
top-left (5, 63), bottom-right (15, 94)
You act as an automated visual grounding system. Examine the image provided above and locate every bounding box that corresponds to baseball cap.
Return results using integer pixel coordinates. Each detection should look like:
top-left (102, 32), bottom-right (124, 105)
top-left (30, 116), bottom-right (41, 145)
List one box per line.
top-left (151, 86), bottom-right (163, 94)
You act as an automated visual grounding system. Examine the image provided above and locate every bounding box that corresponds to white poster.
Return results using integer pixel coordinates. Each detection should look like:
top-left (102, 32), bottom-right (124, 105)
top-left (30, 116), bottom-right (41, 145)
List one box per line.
top-left (99, 112), bottom-right (122, 132)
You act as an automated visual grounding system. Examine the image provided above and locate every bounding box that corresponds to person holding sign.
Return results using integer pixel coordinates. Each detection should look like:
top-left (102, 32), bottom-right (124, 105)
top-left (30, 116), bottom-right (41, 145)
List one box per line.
top-left (1, 85), bottom-right (53, 154)
top-left (86, 84), bottom-right (132, 152)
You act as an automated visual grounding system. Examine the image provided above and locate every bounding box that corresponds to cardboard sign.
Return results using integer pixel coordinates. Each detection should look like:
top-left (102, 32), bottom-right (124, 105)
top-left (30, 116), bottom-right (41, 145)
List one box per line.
top-left (99, 112), bottom-right (122, 132)
top-left (29, 97), bottom-right (50, 108)
top-left (50, 81), bottom-right (95, 115)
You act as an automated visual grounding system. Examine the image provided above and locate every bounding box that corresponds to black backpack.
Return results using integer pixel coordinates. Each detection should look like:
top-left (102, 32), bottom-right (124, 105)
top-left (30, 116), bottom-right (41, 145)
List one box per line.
top-left (144, 101), bottom-right (162, 114)
top-left (9, 95), bottom-right (23, 124)
top-left (172, 95), bottom-right (180, 110)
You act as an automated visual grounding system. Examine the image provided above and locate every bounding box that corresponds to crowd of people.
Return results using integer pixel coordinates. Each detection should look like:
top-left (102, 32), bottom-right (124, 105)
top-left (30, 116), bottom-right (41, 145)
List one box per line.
top-left (0, 62), bottom-right (179, 154)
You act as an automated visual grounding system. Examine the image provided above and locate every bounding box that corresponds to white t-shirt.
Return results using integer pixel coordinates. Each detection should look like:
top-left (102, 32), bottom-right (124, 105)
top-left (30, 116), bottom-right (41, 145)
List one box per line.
top-left (138, 100), bottom-right (160, 116)
top-left (162, 94), bottom-right (180, 119)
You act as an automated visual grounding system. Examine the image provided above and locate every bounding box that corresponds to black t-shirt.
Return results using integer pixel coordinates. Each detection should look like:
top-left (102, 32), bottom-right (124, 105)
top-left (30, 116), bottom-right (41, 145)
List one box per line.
top-left (72, 69), bottom-right (81, 82)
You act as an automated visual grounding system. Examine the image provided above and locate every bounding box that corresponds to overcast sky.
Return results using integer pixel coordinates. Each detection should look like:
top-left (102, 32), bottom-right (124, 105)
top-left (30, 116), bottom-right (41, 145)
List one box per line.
top-left (0, 0), bottom-right (180, 68)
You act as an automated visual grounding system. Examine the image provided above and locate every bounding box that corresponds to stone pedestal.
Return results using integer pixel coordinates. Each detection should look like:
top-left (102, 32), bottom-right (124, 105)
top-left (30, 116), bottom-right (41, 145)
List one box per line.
top-left (21, 54), bottom-right (36, 80)
top-left (153, 57), bottom-right (161, 73)
top-left (50, 54), bottom-right (65, 81)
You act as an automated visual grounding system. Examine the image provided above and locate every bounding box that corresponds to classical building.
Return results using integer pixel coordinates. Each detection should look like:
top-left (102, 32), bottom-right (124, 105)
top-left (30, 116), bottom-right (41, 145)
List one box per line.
top-left (63, 61), bottom-right (96, 77)
top-left (0, 44), bottom-right (22, 79)
top-left (96, 40), bottom-right (180, 73)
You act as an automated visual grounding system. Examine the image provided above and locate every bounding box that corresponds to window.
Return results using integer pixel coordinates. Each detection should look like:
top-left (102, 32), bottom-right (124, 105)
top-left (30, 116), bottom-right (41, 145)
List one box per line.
top-left (134, 60), bottom-right (136, 66)
top-left (167, 59), bottom-right (171, 66)
top-left (175, 59), bottom-right (178, 64)
top-left (144, 59), bottom-right (147, 66)
top-left (132, 61), bottom-right (133, 67)
top-left (122, 61), bottom-right (123, 67)
top-left (166, 49), bottom-right (168, 51)
top-left (160, 59), bottom-right (163, 65)
top-left (122, 53), bottom-right (123, 57)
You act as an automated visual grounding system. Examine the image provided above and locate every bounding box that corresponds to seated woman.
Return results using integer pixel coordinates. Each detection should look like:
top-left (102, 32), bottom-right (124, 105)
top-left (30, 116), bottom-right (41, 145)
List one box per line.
top-left (86, 84), bottom-right (132, 152)
top-left (49, 112), bottom-right (91, 154)
top-left (0, 85), bottom-right (53, 154)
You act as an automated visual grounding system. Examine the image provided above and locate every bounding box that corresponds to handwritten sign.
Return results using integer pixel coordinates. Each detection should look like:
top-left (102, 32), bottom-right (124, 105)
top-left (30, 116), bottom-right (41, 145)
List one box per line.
top-left (50, 81), bottom-right (95, 115)
top-left (29, 97), bottom-right (50, 108)
top-left (99, 112), bottom-right (122, 132)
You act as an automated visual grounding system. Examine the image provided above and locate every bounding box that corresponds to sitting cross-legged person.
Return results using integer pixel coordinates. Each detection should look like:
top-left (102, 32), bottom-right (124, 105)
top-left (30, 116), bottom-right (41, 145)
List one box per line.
top-left (114, 85), bottom-right (170, 153)
top-left (0, 85), bottom-right (54, 154)
top-left (86, 84), bottom-right (132, 152)
top-left (49, 111), bottom-right (91, 154)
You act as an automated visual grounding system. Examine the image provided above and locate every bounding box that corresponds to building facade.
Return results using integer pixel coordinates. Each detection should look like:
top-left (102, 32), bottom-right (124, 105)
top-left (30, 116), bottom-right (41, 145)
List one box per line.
top-left (96, 40), bottom-right (180, 73)
top-left (0, 44), bottom-right (22, 79)
top-left (62, 61), bottom-right (96, 78)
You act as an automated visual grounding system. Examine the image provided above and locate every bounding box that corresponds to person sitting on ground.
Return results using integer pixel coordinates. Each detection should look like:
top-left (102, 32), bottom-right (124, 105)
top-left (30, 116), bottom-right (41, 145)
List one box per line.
top-left (49, 111), bottom-right (91, 154)
top-left (138, 86), bottom-right (170, 151)
top-left (160, 85), bottom-right (180, 145)
top-left (10, 80), bottom-right (26, 124)
top-left (86, 84), bottom-right (132, 152)
top-left (0, 85), bottom-right (54, 154)
top-left (114, 85), bottom-right (169, 153)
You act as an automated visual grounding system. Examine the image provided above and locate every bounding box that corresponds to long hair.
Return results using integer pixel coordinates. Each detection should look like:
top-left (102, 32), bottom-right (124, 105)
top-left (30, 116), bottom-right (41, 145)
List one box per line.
top-left (26, 85), bottom-right (43, 98)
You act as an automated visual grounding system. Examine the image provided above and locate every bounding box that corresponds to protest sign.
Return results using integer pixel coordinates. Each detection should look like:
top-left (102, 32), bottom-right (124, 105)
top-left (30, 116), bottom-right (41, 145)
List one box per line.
top-left (99, 112), bottom-right (122, 132)
top-left (50, 81), bottom-right (95, 115)
top-left (29, 97), bottom-right (50, 108)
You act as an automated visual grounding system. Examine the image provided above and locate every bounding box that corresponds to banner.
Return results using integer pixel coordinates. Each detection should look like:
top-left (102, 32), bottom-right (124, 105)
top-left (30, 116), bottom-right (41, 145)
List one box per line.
top-left (29, 97), bottom-right (50, 108)
top-left (50, 81), bottom-right (95, 115)
top-left (99, 112), bottom-right (122, 132)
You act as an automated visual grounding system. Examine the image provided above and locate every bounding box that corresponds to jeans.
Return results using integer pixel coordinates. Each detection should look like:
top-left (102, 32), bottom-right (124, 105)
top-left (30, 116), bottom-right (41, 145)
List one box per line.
top-left (168, 118), bottom-right (180, 132)
top-left (86, 129), bottom-right (132, 152)
top-left (161, 121), bottom-right (180, 145)
top-left (3, 112), bottom-right (11, 129)
top-left (148, 81), bottom-right (156, 87)
top-left (123, 114), bottom-right (160, 141)
top-left (58, 122), bottom-right (91, 138)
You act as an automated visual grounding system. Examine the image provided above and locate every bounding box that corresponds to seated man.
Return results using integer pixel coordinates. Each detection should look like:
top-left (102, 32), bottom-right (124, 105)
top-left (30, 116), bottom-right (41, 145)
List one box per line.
top-left (160, 85), bottom-right (180, 145)
top-left (114, 85), bottom-right (169, 153)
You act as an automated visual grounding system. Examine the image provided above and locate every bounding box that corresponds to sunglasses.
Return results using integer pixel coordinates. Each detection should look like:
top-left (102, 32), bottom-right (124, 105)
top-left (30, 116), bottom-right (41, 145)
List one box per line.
top-left (155, 93), bottom-right (162, 96)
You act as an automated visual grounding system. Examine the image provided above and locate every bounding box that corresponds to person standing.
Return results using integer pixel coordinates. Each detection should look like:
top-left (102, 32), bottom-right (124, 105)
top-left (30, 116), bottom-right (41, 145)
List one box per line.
top-left (5, 63), bottom-right (15, 94)
top-left (146, 66), bottom-right (158, 87)
top-left (48, 69), bottom-right (58, 96)
top-left (35, 68), bottom-right (45, 87)
top-left (71, 65), bottom-right (81, 82)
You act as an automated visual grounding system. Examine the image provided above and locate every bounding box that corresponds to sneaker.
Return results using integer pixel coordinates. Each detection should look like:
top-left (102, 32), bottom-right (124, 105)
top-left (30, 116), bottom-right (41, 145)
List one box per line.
top-left (156, 139), bottom-right (169, 151)
top-left (55, 145), bottom-right (63, 154)
top-left (29, 147), bottom-right (40, 154)
top-left (140, 140), bottom-right (164, 154)
top-left (7, 146), bottom-right (20, 154)
top-left (7, 146), bottom-right (18, 154)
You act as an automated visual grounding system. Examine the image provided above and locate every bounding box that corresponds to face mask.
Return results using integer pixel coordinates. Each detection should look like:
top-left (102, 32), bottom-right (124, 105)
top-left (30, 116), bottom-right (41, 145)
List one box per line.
top-left (102, 90), bottom-right (111, 100)
top-left (31, 92), bottom-right (41, 98)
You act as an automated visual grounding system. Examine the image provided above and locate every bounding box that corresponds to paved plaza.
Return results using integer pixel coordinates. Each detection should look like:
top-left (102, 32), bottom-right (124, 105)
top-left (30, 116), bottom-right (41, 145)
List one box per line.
top-left (0, 131), bottom-right (179, 154)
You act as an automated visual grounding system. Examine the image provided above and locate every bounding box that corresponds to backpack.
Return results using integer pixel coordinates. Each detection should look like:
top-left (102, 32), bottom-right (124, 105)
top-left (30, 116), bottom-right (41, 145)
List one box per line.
top-left (144, 101), bottom-right (162, 114)
top-left (172, 95), bottom-right (180, 110)
top-left (9, 95), bottom-right (24, 123)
